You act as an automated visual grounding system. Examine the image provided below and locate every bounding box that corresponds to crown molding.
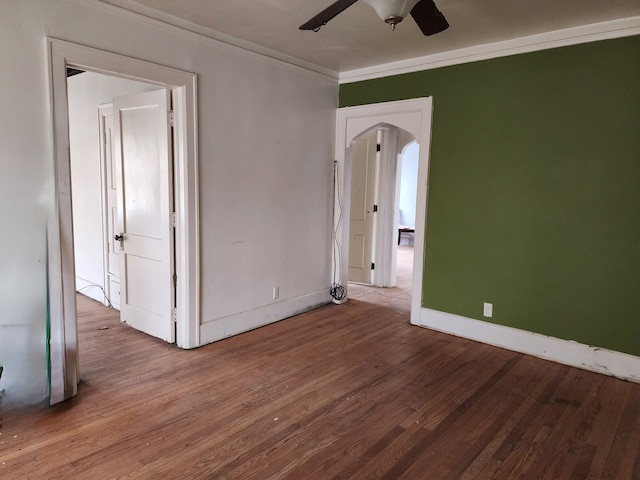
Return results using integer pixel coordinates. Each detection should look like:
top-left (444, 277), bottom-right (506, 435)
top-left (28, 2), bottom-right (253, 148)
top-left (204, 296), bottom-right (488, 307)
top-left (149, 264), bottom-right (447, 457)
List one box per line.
top-left (91, 0), bottom-right (340, 82)
top-left (340, 16), bottom-right (640, 84)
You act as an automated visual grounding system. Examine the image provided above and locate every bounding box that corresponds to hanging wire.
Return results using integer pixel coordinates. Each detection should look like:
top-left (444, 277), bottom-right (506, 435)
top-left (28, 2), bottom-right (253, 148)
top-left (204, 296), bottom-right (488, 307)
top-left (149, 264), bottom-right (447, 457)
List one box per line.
top-left (77, 284), bottom-right (113, 308)
top-left (331, 160), bottom-right (346, 302)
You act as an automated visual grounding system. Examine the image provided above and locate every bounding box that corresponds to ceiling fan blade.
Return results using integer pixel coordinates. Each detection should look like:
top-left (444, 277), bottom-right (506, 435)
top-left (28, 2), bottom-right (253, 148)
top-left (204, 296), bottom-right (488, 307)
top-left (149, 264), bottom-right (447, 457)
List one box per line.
top-left (410, 0), bottom-right (449, 36)
top-left (299, 0), bottom-right (360, 31)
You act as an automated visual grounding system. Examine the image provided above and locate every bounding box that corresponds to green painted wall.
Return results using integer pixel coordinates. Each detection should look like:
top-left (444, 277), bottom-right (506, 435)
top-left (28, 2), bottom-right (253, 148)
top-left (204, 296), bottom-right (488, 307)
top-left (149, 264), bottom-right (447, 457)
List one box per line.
top-left (340, 36), bottom-right (640, 356)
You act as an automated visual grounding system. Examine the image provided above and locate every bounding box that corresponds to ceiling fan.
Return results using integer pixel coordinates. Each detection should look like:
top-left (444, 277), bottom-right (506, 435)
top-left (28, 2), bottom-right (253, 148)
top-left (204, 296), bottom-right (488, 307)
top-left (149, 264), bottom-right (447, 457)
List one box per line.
top-left (300, 0), bottom-right (449, 35)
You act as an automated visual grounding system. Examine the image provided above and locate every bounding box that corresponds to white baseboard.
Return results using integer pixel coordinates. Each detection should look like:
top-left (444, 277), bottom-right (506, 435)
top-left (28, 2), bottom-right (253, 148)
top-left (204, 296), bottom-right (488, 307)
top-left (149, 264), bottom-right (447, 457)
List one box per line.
top-left (200, 289), bottom-right (331, 346)
top-left (420, 308), bottom-right (640, 383)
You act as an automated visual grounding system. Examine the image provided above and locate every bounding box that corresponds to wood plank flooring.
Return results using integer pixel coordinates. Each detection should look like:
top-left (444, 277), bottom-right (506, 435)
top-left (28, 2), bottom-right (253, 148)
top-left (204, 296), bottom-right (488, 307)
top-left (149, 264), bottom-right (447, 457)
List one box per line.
top-left (1, 247), bottom-right (639, 479)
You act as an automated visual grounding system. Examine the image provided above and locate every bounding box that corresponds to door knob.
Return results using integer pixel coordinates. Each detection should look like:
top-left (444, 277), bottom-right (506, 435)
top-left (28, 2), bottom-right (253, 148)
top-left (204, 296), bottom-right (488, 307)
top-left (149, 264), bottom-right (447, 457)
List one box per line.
top-left (115, 233), bottom-right (124, 249)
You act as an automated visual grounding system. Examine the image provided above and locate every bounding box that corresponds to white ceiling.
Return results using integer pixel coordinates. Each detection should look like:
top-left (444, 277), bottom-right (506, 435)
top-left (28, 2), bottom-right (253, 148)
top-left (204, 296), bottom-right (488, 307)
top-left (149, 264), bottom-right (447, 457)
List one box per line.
top-left (101, 0), bottom-right (640, 74)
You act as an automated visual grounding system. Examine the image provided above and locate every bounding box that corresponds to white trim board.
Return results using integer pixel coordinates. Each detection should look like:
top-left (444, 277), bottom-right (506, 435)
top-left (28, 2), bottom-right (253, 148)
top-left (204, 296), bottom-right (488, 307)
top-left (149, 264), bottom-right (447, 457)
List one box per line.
top-left (88, 0), bottom-right (338, 82)
top-left (340, 16), bottom-right (640, 84)
top-left (420, 308), bottom-right (640, 384)
top-left (86, 2), bottom-right (639, 86)
top-left (200, 290), bottom-right (330, 345)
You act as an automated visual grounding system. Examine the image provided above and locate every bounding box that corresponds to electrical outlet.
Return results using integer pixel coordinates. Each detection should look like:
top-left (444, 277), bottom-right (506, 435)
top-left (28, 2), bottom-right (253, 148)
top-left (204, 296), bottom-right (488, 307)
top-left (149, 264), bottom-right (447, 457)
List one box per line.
top-left (483, 302), bottom-right (493, 318)
top-left (272, 286), bottom-right (279, 300)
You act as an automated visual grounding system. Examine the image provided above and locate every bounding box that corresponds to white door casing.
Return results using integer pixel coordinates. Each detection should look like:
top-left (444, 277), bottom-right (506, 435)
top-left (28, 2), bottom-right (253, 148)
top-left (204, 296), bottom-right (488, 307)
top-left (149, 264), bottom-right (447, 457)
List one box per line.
top-left (48, 38), bottom-right (199, 405)
top-left (348, 129), bottom-right (378, 284)
top-left (334, 98), bottom-right (434, 325)
top-left (373, 127), bottom-right (417, 288)
top-left (113, 89), bottom-right (175, 343)
top-left (99, 105), bottom-right (121, 310)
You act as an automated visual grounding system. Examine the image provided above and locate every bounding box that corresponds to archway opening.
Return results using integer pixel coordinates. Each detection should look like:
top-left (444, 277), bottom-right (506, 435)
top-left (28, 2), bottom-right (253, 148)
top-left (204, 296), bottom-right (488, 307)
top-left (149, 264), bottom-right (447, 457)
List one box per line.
top-left (332, 98), bottom-right (434, 325)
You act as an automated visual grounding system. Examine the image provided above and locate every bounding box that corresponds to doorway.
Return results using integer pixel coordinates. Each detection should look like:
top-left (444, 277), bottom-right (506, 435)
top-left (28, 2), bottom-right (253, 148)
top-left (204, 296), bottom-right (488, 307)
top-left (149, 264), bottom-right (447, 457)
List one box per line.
top-left (47, 39), bottom-right (200, 405)
top-left (347, 129), bottom-right (419, 287)
top-left (68, 71), bottom-right (157, 310)
top-left (333, 98), bottom-right (434, 325)
top-left (68, 71), bottom-right (176, 342)
top-left (346, 127), bottom-right (420, 312)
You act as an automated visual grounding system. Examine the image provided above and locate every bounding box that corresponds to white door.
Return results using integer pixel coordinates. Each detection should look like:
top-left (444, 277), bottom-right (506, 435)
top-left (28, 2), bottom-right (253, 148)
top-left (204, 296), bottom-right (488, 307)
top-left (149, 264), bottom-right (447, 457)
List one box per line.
top-left (348, 129), bottom-right (379, 284)
top-left (113, 89), bottom-right (175, 343)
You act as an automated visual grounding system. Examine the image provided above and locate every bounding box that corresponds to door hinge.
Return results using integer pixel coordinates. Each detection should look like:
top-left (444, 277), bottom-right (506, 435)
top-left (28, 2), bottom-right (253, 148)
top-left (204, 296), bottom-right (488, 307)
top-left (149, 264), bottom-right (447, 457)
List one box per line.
top-left (376, 143), bottom-right (381, 152)
top-left (373, 204), bottom-right (378, 212)
top-left (371, 262), bottom-right (375, 270)
top-left (170, 212), bottom-right (177, 228)
top-left (169, 110), bottom-right (175, 127)
top-left (172, 308), bottom-right (177, 322)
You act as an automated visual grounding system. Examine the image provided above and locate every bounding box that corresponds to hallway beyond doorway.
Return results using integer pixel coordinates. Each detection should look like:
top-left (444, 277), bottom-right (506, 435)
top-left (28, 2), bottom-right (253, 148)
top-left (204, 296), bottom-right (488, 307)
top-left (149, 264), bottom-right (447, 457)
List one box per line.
top-left (348, 245), bottom-right (413, 311)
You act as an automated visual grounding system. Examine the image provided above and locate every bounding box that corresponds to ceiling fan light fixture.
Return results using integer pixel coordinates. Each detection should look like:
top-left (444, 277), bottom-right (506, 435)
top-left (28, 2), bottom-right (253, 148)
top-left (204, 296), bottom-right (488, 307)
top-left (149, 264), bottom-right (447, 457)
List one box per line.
top-left (362, 0), bottom-right (420, 28)
top-left (299, 0), bottom-right (449, 36)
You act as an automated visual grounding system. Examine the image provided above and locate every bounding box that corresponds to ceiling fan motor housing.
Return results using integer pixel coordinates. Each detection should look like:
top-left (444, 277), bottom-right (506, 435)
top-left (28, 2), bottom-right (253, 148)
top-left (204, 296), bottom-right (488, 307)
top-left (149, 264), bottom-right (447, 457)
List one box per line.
top-left (363, 0), bottom-right (421, 24)
top-left (299, 0), bottom-right (449, 37)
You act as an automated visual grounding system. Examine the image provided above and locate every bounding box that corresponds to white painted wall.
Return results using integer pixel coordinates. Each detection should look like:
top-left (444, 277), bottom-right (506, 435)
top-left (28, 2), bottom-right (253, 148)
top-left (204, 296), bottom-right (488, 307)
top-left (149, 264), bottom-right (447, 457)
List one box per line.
top-left (399, 142), bottom-right (418, 228)
top-left (0, 0), bottom-right (337, 406)
top-left (68, 72), bottom-right (156, 304)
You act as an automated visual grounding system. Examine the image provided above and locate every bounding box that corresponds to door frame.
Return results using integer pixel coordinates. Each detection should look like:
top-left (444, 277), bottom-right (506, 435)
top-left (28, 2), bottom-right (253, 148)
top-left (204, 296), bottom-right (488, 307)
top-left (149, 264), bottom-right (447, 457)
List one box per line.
top-left (98, 104), bottom-right (117, 309)
top-left (47, 38), bottom-right (200, 404)
top-left (371, 126), bottom-right (416, 288)
top-left (333, 98), bottom-right (433, 324)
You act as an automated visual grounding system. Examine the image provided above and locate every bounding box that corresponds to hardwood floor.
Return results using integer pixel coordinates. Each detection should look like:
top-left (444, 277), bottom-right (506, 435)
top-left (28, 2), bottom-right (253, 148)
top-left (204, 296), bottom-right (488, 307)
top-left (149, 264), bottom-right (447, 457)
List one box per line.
top-left (1, 246), bottom-right (639, 479)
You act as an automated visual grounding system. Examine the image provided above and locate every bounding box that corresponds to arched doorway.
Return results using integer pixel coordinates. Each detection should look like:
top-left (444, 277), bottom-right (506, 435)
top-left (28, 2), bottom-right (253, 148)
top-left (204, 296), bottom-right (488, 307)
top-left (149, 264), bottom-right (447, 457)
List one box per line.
top-left (346, 125), bottom-right (417, 287)
top-left (332, 98), bottom-right (434, 325)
